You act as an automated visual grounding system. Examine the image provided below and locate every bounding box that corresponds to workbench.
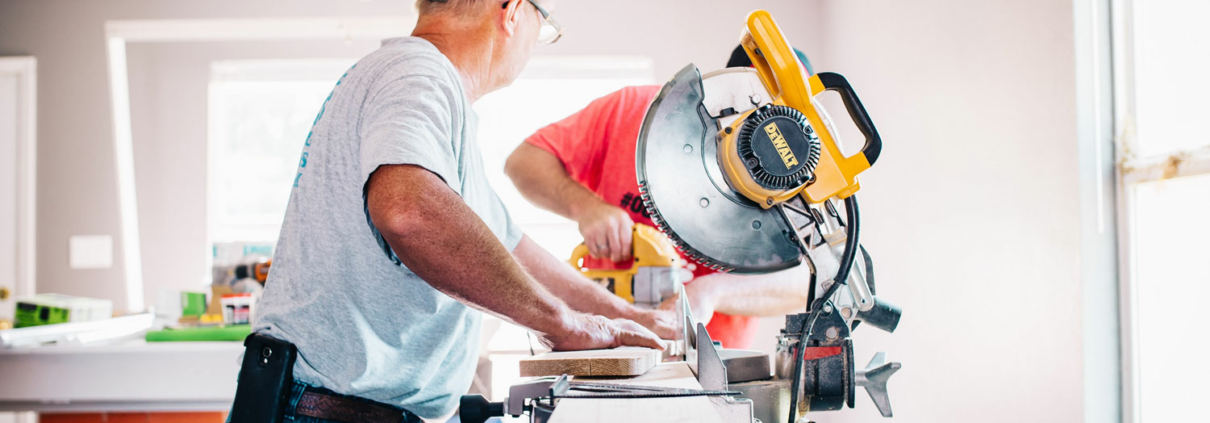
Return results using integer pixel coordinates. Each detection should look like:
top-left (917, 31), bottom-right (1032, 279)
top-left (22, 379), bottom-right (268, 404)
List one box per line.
top-left (0, 339), bottom-right (241, 412)
top-left (1, 340), bottom-right (733, 422)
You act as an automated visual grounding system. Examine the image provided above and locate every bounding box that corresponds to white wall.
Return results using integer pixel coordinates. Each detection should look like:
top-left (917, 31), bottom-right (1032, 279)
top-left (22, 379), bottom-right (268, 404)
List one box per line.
top-left (799, 1), bottom-right (1087, 422)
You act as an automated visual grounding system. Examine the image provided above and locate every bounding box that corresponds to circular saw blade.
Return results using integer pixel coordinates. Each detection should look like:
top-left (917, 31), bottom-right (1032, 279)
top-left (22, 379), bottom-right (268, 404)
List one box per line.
top-left (636, 64), bottom-right (804, 274)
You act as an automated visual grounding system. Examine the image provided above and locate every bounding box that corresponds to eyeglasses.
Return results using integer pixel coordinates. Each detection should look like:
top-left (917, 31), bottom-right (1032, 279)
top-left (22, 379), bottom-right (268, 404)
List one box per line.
top-left (524, 0), bottom-right (563, 44)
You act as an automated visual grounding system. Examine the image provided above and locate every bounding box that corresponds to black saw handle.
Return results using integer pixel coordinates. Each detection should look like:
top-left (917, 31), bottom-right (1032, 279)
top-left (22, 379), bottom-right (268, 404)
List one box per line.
top-left (815, 72), bottom-right (882, 166)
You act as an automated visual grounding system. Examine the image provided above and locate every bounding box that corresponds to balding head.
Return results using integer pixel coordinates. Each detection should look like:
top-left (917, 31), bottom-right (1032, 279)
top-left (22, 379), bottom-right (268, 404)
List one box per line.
top-left (411, 0), bottom-right (557, 101)
top-left (415, 0), bottom-right (486, 15)
top-left (416, 0), bottom-right (554, 16)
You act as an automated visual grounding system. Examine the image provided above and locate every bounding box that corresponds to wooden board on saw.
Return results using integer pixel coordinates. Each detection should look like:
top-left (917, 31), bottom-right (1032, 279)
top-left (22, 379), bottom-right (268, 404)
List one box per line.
top-left (519, 347), bottom-right (662, 377)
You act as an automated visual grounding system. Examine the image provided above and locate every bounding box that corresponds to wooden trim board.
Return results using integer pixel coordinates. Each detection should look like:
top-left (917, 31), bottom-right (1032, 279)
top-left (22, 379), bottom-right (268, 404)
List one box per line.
top-left (519, 348), bottom-right (662, 377)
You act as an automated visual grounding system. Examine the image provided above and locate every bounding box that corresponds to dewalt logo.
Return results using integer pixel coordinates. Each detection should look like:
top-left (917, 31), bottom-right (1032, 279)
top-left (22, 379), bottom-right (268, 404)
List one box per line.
top-left (764, 123), bottom-right (799, 169)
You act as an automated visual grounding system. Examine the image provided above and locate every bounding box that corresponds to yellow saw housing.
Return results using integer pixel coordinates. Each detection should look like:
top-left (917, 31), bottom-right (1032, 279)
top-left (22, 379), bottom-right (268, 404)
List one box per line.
top-left (719, 11), bottom-right (883, 208)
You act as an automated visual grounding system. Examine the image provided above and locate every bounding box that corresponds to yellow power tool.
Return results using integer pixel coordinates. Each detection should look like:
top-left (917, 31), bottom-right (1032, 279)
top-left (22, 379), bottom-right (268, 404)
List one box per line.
top-left (567, 224), bottom-right (691, 308)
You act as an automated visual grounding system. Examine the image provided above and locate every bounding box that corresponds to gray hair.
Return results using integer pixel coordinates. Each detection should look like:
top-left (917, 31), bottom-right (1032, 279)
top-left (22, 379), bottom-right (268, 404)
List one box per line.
top-left (415, 0), bottom-right (486, 13)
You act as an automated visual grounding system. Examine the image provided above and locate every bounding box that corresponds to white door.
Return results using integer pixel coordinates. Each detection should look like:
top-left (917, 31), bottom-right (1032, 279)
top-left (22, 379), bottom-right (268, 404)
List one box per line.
top-left (0, 57), bottom-right (36, 423)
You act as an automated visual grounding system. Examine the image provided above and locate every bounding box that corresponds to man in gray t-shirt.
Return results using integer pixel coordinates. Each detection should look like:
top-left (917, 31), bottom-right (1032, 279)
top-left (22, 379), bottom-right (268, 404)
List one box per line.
top-left (251, 1), bottom-right (677, 421)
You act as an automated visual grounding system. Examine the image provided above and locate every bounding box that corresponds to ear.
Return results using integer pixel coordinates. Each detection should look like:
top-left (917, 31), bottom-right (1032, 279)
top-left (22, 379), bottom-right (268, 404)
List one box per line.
top-left (500, 0), bottom-right (524, 36)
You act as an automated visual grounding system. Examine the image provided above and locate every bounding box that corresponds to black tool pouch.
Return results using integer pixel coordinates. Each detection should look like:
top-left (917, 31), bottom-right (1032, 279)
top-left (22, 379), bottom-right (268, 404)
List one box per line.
top-left (229, 333), bottom-right (298, 423)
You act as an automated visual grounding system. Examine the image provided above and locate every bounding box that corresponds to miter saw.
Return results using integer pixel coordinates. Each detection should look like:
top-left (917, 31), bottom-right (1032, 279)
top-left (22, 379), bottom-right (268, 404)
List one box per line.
top-left (633, 9), bottom-right (904, 422)
top-left (638, 10), bottom-right (905, 423)
top-left (461, 10), bottom-right (903, 423)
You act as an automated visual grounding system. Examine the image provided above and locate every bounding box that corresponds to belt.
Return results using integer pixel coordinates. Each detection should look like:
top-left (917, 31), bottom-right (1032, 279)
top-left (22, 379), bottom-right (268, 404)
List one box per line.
top-left (295, 389), bottom-right (413, 423)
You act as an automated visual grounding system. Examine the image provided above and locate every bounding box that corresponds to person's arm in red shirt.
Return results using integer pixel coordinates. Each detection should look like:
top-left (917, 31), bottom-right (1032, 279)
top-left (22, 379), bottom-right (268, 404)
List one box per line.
top-left (506, 86), bottom-right (657, 263)
top-left (504, 87), bottom-right (679, 339)
top-left (506, 143), bottom-right (634, 262)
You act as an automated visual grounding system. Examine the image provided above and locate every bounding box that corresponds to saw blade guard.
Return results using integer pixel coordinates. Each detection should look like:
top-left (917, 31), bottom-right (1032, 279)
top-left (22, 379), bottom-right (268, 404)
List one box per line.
top-left (636, 65), bottom-right (805, 274)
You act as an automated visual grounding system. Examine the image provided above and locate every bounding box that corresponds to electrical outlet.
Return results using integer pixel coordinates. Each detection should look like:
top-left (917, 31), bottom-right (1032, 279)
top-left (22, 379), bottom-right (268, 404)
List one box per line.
top-left (70, 235), bottom-right (113, 269)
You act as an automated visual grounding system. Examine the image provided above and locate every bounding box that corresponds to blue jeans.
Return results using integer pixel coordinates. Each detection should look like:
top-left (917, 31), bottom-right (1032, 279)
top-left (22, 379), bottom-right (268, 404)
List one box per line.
top-left (230, 382), bottom-right (423, 423)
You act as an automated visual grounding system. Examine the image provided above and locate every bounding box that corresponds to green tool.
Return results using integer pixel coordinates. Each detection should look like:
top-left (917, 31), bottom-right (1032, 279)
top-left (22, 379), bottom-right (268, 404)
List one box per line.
top-left (145, 324), bottom-right (251, 342)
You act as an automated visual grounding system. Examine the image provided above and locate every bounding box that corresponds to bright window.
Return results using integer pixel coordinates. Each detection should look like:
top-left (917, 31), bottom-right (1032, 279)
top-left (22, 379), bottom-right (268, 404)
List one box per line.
top-left (208, 59), bottom-right (356, 244)
top-left (1129, 174), bottom-right (1210, 421)
top-left (1129, 0), bottom-right (1210, 157)
top-left (1116, 1), bottom-right (1210, 421)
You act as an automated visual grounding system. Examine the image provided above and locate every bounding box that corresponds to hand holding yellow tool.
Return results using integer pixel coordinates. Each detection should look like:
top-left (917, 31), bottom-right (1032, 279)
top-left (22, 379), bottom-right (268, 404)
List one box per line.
top-left (567, 224), bottom-right (692, 308)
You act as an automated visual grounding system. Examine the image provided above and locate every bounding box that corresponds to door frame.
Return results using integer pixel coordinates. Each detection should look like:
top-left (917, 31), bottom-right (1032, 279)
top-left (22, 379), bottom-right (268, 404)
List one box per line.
top-left (0, 56), bottom-right (37, 301)
top-left (0, 56), bottom-right (38, 423)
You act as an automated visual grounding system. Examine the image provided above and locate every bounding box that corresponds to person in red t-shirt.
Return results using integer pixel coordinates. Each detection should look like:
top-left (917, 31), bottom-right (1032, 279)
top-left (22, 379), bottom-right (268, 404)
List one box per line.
top-left (506, 46), bottom-right (816, 349)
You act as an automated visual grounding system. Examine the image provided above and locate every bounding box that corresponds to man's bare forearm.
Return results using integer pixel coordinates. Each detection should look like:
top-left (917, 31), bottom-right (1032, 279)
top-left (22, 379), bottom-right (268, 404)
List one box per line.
top-left (691, 265), bottom-right (814, 317)
top-left (514, 235), bottom-right (678, 340)
top-left (505, 143), bottom-right (605, 220)
top-left (513, 235), bottom-right (635, 318)
top-left (365, 164), bottom-right (574, 338)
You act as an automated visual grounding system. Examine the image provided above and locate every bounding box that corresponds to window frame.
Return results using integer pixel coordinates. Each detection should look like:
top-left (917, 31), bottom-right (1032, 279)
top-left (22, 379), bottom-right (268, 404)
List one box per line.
top-left (0, 57), bottom-right (37, 309)
top-left (1109, 1), bottom-right (1210, 421)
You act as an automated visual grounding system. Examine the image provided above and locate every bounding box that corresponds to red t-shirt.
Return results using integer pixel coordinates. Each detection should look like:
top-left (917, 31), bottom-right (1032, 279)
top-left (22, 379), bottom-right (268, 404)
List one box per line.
top-left (524, 85), bottom-right (758, 349)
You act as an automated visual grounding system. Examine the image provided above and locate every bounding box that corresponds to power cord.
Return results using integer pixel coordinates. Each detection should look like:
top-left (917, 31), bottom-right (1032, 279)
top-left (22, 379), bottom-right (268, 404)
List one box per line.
top-left (788, 196), bottom-right (860, 423)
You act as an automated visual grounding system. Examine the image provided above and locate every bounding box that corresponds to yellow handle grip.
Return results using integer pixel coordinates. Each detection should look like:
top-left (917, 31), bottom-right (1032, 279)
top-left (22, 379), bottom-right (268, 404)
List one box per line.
top-left (568, 243), bottom-right (636, 303)
top-left (742, 10), bottom-right (813, 115)
top-left (568, 244), bottom-right (591, 269)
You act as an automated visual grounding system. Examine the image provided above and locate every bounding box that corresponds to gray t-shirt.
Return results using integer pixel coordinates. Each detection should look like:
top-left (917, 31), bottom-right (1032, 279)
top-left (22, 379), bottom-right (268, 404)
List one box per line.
top-left (254, 37), bottom-right (522, 419)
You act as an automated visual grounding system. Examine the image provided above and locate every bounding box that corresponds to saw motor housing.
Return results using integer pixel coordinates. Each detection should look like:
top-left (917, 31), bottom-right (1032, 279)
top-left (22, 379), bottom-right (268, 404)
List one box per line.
top-left (719, 12), bottom-right (882, 209)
